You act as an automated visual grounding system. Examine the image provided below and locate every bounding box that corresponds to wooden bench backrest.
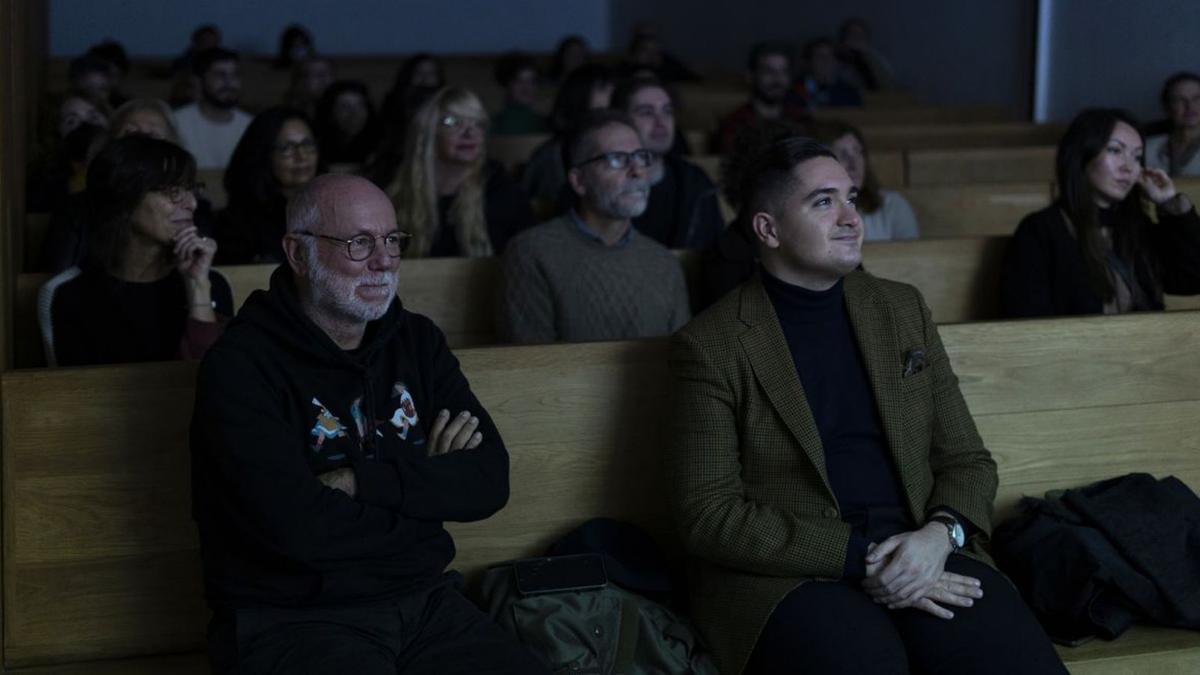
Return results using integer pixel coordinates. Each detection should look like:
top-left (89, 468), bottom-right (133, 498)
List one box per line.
top-left (906, 146), bottom-right (1057, 186)
top-left (864, 123), bottom-right (1064, 151)
top-left (5, 312), bottom-right (1200, 667)
top-left (906, 182), bottom-right (1051, 237)
top-left (691, 151), bottom-right (904, 191)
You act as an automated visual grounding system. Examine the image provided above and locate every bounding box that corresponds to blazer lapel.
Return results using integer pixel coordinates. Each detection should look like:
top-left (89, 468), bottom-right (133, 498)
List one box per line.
top-left (737, 277), bottom-right (831, 485)
top-left (843, 273), bottom-right (918, 513)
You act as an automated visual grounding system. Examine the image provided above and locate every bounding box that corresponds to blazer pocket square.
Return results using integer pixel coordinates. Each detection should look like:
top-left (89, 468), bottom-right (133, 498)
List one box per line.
top-left (903, 349), bottom-right (927, 377)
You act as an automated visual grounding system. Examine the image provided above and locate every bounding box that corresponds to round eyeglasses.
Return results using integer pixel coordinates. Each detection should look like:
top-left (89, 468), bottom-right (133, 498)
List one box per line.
top-left (294, 230), bottom-right (413, 261)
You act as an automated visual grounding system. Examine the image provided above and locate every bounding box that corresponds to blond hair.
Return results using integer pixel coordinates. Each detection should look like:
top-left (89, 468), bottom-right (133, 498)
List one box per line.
top-left (387, 87), bottom-right (491, 257)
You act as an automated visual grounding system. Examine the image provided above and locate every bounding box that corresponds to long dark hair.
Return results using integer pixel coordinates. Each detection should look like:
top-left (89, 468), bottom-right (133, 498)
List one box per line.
top-left (224, 106), bottom-right (315, 215)
top-left (812, 120), bottom-right (882, 213)
top-left (1056, 108), bottom-right (1152, 303)
top-left (86, 135), bottom-right (196, 271)
top-left (314, 80), bottom-right (380, 164)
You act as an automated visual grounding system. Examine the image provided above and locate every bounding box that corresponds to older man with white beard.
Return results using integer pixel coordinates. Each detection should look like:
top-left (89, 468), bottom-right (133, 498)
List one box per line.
top-left (190, 174), bottom-right (547, 674)
top-left (498, 109), bottom-right (691, 344)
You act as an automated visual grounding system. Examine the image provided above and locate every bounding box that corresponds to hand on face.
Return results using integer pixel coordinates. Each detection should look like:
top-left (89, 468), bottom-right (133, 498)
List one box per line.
top-left (1139, 167), bottom-right (1178, 205)
top-left (173, 225), bottom-right (216, 282)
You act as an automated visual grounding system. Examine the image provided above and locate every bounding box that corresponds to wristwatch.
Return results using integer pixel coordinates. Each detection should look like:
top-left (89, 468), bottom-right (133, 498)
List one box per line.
top-left (929, 515), bottom-right (965, 553)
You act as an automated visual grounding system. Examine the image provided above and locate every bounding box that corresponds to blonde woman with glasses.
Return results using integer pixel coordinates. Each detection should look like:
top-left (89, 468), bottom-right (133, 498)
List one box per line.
top-left (384, 87), bottom-right (534, 257)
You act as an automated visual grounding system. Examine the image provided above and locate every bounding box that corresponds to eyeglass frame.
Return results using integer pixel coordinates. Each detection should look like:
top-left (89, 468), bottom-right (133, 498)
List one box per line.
top-left (293, 230), bottom-right (413, 261)
top-left (439, 114), bottom-right (489, 133)
top-left (155, 182), bottom-right (206, 204)
top-left (273, 137), bottom-right (319, 158)
top-left (572, 148), bottom-right (659, 171)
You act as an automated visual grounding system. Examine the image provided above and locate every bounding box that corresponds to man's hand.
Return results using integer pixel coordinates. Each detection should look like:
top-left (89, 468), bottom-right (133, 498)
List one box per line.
top-left (427, 409), bottom-right (483, 456)
top-left (861, 523), bottom-right (953, 607)
top-left (317, 467), bottom-right (357, 497)
top-left (864, 543), bottom-right (982, 619)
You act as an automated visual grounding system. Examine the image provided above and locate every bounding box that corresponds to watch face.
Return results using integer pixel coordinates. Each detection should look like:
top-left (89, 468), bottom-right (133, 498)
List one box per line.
top-left (951, 523), bottom-right (966, 547)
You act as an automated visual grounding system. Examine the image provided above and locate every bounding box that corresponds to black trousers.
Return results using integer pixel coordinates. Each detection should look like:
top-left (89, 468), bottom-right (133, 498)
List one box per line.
top-left (207, 575), bottom-right (548, 675)
top-left (747, 556), bottom-right (1067, 675)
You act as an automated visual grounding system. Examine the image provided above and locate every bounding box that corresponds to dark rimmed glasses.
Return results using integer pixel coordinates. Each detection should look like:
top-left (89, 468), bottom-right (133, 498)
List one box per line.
top-left (157, 182), bottom-right (206, 204)
top-left (573, 148), bottom-right (658, 170)
top-left (294, 230), bottom-right (413, 261)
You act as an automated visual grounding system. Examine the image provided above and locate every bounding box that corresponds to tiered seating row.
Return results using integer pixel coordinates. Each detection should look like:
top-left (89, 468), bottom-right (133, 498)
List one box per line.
top-left (3, 312), bottom-right (1199, 671)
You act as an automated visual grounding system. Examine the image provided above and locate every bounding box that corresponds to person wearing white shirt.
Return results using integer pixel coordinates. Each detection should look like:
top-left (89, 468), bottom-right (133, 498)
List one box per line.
top-left (173, 47), bottom-right (252, 170)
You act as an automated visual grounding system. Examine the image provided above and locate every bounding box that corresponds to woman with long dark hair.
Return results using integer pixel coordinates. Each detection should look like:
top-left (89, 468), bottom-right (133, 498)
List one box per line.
top-left (314, 80), bottom-right (381, 166)
top-left (215, 106), bottom-right (319, 263)
top-left (38, 135), bottom-right (232, 366)
top-left (1001, 108), bottom-right (1200, 317)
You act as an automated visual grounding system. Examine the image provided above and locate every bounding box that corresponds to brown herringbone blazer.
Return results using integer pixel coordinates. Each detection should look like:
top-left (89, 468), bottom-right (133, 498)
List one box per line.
top-left (667, 271), bottom-right (998, 674)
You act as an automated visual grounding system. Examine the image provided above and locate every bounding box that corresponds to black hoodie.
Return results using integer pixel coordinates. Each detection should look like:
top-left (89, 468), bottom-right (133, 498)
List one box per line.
top-left (191, 266), bottom-right (509, 611)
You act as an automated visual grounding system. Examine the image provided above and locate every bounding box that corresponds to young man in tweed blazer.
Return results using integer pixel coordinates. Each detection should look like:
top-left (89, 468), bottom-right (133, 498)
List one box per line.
top-left (667, 137), bottom-right (1065, 674)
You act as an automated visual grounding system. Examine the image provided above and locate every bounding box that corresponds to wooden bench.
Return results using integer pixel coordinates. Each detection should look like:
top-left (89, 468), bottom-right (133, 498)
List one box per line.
top-left (864, 123), bottom-right (1065, 151)
top-left (907, 146), bottom-right (1058, 186)
top-left (692, 151), bottom-right (905, 191)
top-left (4, 312), bottom-right (1200, 671)
top-left (905, 182), bottom-right (1052, 237)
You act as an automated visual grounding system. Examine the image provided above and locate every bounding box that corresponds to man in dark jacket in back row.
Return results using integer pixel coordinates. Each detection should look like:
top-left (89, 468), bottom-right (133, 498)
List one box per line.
top-left (190, 174), bottom-right (547, 674)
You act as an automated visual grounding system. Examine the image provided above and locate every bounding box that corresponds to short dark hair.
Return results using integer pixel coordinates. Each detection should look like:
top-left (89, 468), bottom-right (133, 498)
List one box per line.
top-left (87, 40), bottom-right (129, 75)
top-left (1160, 71), bottom-right (1200, 110)
top-left (741, 135), bottom-right (836, 218)
top-left (494, 51), bottom-right (538, 88)
top-left (803, 37), bottom-right (837, 62)
top-left (68, 53), bottom-right (111, 82)
top-left (86, 135), bottom-right (197, 271)
top-left (747, 42), bottom-right (792, 72)
top-left (548, 63), bottom-right (613, 135)
top-left (193, 47), bottom-right (239, 77)
top-left (192, 24), bottom-right (219, 44)
top-left (610, 75), bottom-right (675, 112)
top-left (561, 109), bottom-right (638, 173)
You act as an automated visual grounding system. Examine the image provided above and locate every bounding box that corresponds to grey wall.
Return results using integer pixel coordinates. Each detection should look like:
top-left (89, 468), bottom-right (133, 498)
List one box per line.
top-left (1041, 0), bottom-right (1199, 123)
top-left (50, 0), bottom-right (611, 57)
top-left (610, 0), bottom-right (1037, 115)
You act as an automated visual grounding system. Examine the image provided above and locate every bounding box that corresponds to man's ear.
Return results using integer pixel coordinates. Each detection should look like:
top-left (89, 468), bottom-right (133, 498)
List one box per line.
top-left (566, 167), bottom-right (587, 200)
top-left (750, 211), bottom-right (780, 249)
top-left (281, 234), bottom-right (309, 278)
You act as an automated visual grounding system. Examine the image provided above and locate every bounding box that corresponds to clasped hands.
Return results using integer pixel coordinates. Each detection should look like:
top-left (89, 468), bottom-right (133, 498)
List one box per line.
top-left (860, 522), bottom-right (983, 620)
top-left (316, 408), bottom-right (485, 497)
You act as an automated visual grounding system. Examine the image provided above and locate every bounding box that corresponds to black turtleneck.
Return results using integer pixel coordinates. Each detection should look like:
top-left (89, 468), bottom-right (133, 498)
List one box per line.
top-left (761, 270), bottom-right (910, 578)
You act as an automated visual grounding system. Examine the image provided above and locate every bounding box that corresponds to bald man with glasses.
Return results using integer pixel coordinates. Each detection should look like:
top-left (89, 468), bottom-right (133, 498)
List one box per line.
top-left (192, 174), bottom-right (547, 674)
top-left (498, 110), bottom-right (691, 344)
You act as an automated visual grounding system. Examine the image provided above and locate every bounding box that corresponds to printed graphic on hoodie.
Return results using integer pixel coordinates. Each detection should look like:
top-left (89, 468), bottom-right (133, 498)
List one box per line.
top-left (309, 397), bottom-right (348, 455)
top-left (310, 383), bottom-right (426, 459)
top-left (388, 382), bottom-right (421, 442)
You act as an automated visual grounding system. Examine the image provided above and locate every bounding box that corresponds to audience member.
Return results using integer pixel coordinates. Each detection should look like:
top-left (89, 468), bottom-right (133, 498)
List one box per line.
top-left (800, 38), bottom-right (864, 107)
top-left (1002, 108), bottom-right (1200, 317)
top-left (283, 56), bottom-right (335, 119)
top-left (26, 93), bottom-right (109, 212)
top-left (498, 110), bottom-right (690, 343)
top-left (39, 99), bottom-right (200, 273)
top-left (275, 23), bottom-right (316, 69)
top-left (314, 80), bottom-right (381, 166)
top-left (614, 76), bottom-right (724, 248)
top-left (382, 87), bottom-right (534, 257)
top-left (715, 42), bottom-right (811, 154)
top-left (490, 52), bottom-right (548, 136)
top-left (192, 174), bottom-right (547, 674)
top-left (815, 121), bottom-right (917, 240)
top-left (520, 63), bottom-right (614, 215)
top-left (1145, 72), bottom-right (1200, 177)
top-left (170, 24), bottom-right (222, 107)
top-left (216, 107), bottom-right (319, 264)
top-left (38, 135), bottom-right (231, 367)
top-left (837, 17), bottom-right (896, 92)
top-left (667, 134), bottom-right (1067, 675)
top-left (380, 52), bottom-right (445, 125)
top-left (86, 40), bottom-right (132, 108)
top-left (548, 35), bottom-right (590, 83)
top-left (67, 52), bottom-right (115, 110)
top-left (173, 47), bottom-right (253, 169)
top-left (624, 24), bottom-right (700, 83)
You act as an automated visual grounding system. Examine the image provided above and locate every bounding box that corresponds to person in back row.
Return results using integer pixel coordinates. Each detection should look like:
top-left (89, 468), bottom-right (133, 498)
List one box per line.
top-left (381, 87), bottom-right (533, 257)
top-left (173, 47), bottom-right (253, 169)
top-left (1144, 72), bottom-right (1200, 177)
top-left (669, 134), bottom-right (1066, 675)
top-left (38, 135), bottom-right (231, 367)
top-left (192, 174), bottom-right (546, 674)
top-left (498, 110), bottom-right (690, 344)
top-left (1001, 108), bottom-right (1200, 317)
top-left (614, 76), bottom-right (725, 249)
top-left (715, 42), bottom-right (811, 154)
top-left (490, 52), bottom-right (548, 136)
top-left (815, 121), bottom-right (918, 241)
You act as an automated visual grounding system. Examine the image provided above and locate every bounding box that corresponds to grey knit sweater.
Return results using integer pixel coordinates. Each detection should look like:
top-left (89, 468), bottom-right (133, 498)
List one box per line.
top-left (498, 215), bottom-right (691, 344)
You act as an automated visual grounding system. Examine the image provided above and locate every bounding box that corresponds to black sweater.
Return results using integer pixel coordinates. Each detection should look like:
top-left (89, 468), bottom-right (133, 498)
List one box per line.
top-left (191, 267), bottom-right (509, 611)
top-left (1001, 202), bottom-right (1200, 317)
top-left (633, 154), bottom-right (725, 250)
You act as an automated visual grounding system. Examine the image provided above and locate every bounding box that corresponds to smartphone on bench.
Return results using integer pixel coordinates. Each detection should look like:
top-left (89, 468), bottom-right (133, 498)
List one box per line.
top-left (511, 553), bottom-right (608, 596)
